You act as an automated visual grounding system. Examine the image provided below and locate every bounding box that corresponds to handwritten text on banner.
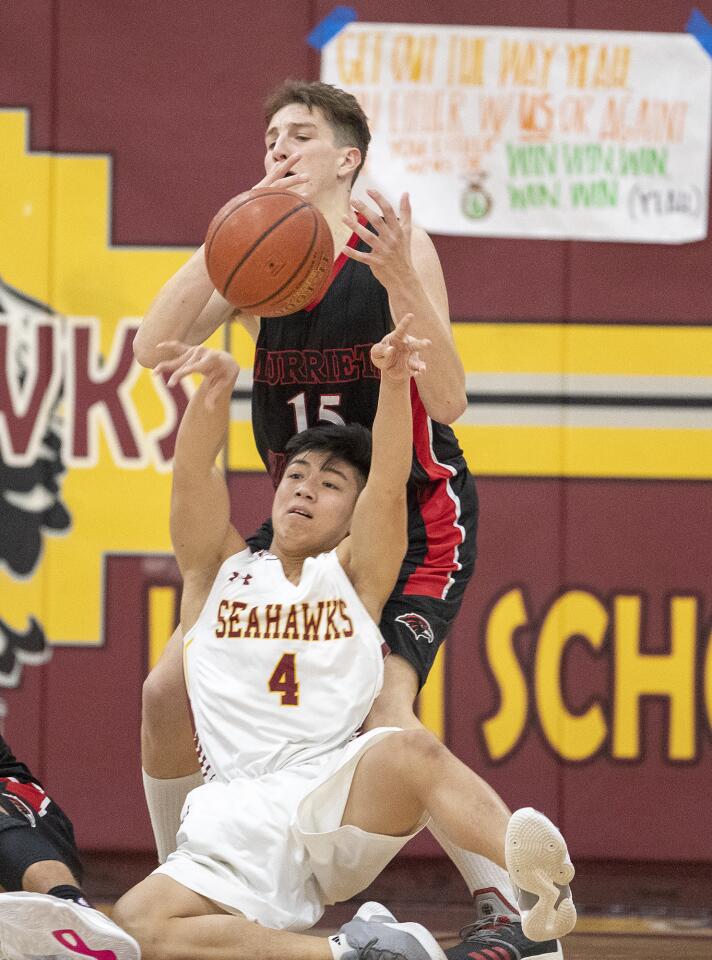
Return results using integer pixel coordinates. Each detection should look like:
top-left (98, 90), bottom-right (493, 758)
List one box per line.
top-left (321, 24), bottom-right (712, 243)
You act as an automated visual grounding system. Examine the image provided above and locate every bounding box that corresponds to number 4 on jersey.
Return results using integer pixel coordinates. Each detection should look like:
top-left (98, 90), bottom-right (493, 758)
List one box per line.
top-left (268, 652), bottom-right (299, 706)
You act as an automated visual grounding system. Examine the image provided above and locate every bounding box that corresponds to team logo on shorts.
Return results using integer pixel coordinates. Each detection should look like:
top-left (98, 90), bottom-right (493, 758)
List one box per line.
top-left (395, 613), bottom-right (435, 644)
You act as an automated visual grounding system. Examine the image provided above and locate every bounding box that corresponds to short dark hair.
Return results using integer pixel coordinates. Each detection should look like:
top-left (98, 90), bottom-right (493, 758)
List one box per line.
top-left (284, 423), bottom-right (372, 485)
top-left (264, 80), bottom-right (371, 183)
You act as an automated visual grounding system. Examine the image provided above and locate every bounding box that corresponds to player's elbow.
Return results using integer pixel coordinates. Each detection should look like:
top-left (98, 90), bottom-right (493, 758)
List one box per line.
top-left (425, 391), bottom-right (467, 424)
top-left (447, 391), bottom-right (468, 423)
top-left (133, 327), bottom-right (160, 369)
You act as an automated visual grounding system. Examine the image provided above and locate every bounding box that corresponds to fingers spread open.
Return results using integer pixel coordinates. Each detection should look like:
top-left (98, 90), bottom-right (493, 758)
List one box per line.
top-left (342, 246), bottom-right (370, 264)
top-left (366, 189), bottom-right (398, 227)
top-left (399, 192), bottom-right (412, 229)
top-left (392, 313), bottom-right (415, 339)
top-left (342, 214), bottom-right (376, 247)
top-left (351, 197), bottom-right (385, 229)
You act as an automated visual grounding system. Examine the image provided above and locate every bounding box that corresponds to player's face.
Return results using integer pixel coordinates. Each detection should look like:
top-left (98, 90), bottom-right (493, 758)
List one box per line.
top-left (271, 450), bottom-right (362, 553)
top-left (264, 103), bottom-right (357, 201)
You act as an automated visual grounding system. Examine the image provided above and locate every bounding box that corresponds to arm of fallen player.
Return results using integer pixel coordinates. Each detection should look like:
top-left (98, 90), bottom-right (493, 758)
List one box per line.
top-left (156, 343), bottom-right (247, 580)
top-left (339, 315), bottom-right (426, 619)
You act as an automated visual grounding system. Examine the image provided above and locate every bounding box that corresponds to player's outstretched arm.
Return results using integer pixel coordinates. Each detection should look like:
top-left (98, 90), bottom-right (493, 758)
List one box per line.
top-left (342, 191), bottom-right (466, 425)
top-left (134, 252), bottom-right (234, 369)
top-left (338, 315), bottom-right (430, 622)
top-left (155, 343), bottom-right (247, 591)
top-left (133, 155), bottom-right (309, 368)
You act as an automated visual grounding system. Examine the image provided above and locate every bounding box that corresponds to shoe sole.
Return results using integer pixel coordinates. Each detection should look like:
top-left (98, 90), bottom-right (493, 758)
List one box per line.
top-left (355, 900), bottom-right (448, 960)
top-left (505, 808), bottom-right (577, 942)
top-left (356, 901), bottom-right (398, 924)
top-left (0, 892), bottom-right (140, 960)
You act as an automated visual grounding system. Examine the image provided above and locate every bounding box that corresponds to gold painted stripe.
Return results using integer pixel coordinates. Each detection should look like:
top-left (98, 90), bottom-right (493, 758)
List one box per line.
top-left (418, 645), bottom-right (445, 741)
top-left (226, 322), bottom-right (712, 478)
top-left (458, 424), bottom-right (712, 479)
top-left (453, 323), bottom-right (712, 377)
top-left (228, 421), bottom-right (264, 471)
top-left (229, 421), bottom-right (712, 479)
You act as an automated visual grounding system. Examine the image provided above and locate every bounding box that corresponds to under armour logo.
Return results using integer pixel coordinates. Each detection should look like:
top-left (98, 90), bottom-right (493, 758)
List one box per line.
top-left (395, 613), bottom-right (435, 644)
top-left (228, 572), bottom-right (252, 586)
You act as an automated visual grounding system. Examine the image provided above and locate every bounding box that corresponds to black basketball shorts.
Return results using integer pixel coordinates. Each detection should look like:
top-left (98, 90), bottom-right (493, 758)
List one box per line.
top-left (0, 759), bottom-right (82, 890)
top-left (247, 468), bottom-right (478, 690)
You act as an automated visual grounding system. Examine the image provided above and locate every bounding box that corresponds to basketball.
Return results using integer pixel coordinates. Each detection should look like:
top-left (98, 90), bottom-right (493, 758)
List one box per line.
top-left (204, 188), bottom-right (334, 316)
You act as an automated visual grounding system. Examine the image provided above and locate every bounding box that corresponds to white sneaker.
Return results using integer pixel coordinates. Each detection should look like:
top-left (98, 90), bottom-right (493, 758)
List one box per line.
top-left (332, 901), bottom-right (447, 960)
top-left (505, 808), bottom-right (577, 942)
top-left (0, 892), bottom-right (140, 960)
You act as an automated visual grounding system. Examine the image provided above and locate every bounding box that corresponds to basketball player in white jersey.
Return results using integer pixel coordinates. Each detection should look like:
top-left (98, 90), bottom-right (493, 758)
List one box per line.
top-left (136, 80), bottom-right (558, 960)
top-left (6, 319), bottom-right (575, 958)
top-left (51, 318), bottom-right (573, 960)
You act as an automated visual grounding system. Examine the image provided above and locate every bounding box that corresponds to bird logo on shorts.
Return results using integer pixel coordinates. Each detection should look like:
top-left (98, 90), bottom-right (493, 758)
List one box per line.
top-left (395, 613), bottom-right (435, 644)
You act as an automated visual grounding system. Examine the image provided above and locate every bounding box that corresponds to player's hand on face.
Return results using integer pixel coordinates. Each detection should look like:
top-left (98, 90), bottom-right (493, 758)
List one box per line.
top-left (342, 191), bottom-right (413, 287)
top-left (209, 157), bottom-right (309, 222)
top-left (254, 153), bottom-right (310, 192)
top-left (370, 314), bottom-right (430, 383)
top-left (154, 341), bottom-right (240, 411)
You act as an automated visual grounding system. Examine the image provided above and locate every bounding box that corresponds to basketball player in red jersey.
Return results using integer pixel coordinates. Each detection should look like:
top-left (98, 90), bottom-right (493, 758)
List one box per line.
top-left (134, 81), bottom-right (561, 960)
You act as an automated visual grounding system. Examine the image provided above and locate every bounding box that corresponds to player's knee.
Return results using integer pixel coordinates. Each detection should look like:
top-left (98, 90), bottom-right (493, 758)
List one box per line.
top-left (112, 896), bottom-right (162, 958)
top-left (395, 728), bottom-right (447, 770)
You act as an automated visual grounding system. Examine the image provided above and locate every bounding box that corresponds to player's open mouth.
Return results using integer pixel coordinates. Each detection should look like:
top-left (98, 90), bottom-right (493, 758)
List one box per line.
top-left (288, 508), bottom-right (312, 519)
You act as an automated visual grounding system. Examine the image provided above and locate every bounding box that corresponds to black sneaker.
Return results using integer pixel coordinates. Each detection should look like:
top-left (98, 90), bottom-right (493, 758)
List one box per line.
top-left (445, 916), bottom-right (563, 960)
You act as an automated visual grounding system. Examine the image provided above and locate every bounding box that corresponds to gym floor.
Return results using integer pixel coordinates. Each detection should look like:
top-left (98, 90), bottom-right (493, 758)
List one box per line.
top-left (84, 853), bottom-right (712, 960)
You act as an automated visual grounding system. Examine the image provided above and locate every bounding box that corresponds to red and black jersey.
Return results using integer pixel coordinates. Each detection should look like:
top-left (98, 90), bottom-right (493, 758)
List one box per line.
top-left (250, 218), bottom-right (475, 603)
top-left (252, 217), bottom-right (467, 485)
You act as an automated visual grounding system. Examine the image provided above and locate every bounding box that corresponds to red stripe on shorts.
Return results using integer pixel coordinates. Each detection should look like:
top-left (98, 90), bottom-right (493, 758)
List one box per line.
top-left (1, 777), bottom-right (50, 815)
top-left (304, 212), bottom-right (367, 312)
top-left (403, 382), bottom-right (464, 599)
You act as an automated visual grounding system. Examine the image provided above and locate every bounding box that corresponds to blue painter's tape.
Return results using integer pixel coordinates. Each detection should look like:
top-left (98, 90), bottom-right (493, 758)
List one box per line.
top-left (686, 7), bottom-right (712, 56)
top-left (307, 6), bottom-right (358, 50)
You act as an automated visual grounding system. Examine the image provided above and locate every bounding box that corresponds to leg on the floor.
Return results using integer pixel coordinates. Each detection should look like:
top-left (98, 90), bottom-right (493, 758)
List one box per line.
top-left (113, 875), bottom-right (331, 960)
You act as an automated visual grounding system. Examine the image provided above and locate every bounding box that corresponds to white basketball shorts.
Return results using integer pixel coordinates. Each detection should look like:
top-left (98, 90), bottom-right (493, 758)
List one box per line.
top-left (153, 727), bottom-right (428, 930)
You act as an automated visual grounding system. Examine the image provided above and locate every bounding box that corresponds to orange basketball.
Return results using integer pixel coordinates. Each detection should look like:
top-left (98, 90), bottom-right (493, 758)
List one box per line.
top-left (204, 188), bottom-right (334, 317)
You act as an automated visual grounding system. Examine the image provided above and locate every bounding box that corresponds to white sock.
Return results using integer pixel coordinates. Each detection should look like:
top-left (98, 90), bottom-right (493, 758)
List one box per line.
top-left (428, 823), bottom-right (519, 919)
top-left (142, 769), bottom-right (203, 864)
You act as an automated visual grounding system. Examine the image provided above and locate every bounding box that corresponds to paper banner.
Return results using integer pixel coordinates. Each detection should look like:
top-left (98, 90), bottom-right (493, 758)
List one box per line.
top-left (321, 23), bottom-right (712, 243)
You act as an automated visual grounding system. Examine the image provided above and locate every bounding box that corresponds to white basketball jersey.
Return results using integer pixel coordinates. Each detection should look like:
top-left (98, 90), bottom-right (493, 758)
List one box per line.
top-left (183, 548), bottom-right (384, 782)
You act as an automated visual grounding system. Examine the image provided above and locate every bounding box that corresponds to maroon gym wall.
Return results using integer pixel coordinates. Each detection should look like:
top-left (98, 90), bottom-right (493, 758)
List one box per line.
top-left (1, 0), bottom-right (710, 861)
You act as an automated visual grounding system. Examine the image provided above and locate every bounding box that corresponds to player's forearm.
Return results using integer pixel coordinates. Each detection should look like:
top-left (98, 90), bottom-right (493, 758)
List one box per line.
top-left (134, 247), bottom-right (216, 368)
top-left (369, 374), bottom-right (414, 496)
top-left (387, 280), bottom-right (466, 424)
top-left (173, 377), bottom-right (234, 484)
